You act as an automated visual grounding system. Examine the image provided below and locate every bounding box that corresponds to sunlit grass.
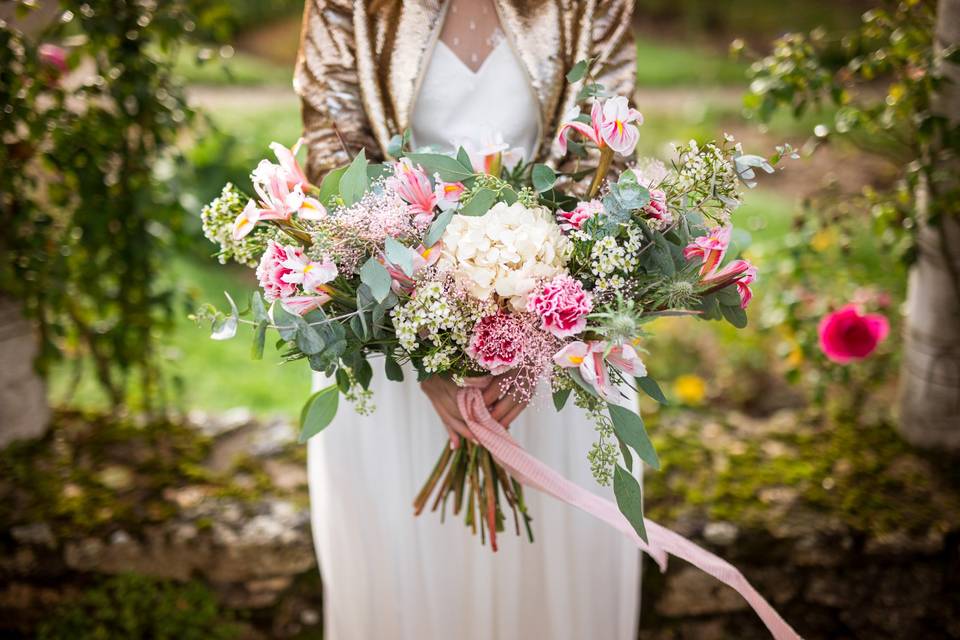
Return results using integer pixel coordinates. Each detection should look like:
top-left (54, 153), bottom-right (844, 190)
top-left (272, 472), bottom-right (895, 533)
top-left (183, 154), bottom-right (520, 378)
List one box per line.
top-left (635, 40), bottom-right (747, 87)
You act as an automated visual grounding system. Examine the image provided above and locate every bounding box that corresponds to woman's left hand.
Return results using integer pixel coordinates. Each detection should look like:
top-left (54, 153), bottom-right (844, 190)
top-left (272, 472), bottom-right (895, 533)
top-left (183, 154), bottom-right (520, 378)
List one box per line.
top-left (481, 371), bottom-right (530, 428)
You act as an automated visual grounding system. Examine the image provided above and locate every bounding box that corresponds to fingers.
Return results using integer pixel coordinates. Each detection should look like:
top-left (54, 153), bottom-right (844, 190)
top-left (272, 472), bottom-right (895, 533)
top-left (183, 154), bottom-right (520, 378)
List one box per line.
top-left (490, 395), bottom-right (518, 423)
top-left (482, 378), bottom-right (503, 406)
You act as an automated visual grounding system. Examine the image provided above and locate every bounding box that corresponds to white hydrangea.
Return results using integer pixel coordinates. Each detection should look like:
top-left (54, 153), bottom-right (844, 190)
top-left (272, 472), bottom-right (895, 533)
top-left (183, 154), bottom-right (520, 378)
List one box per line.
top-left (439, 202), bottom-right (572, 310)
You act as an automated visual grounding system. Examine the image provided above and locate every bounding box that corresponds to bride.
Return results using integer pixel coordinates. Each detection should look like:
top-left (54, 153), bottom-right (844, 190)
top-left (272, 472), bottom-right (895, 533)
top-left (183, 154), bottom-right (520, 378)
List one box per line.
top-left (294, 1), bottom-right (639, 638)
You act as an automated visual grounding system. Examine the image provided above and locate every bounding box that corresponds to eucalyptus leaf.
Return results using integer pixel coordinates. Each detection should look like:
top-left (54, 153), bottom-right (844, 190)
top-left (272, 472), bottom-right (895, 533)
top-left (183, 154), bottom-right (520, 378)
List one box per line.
top-left (251, 320), bottom-right (267, 360)
top-left (617, 435), bottom-right (634, 472)
top-left (384, 353), bottom-right (405, 382)
top-left (384, 236), bottom-right (415, 277)
top-left (335, 367), bottom-right (351, 393)
top-left (566, 58), bottom-right (590, 83)
top-left (406, 152), bottom-right (474, 182)
top-left (359, 257), bottom-right (392, 303)
top-left (721, 303), bottom-right (748, 328)
top-left (424, 208), bottom-right (454, 247)
top-left (295, 320), bottom-right (325, 355)
top-left (532, 164), bottom-right (557, 193)
top-left (272, 302), bottom-right (300, 341)
top-left (459, 188), bottom-right (496, 216)
top-left (340, 149), bottom-right (369, 206)
top-left (250, 291), bottom-right (267, 323)
top-left (608, 403), bottom-right (660, 470)
top-left (613, 465), bottom-right (647, 542)
top-left (355, 359), bottom-right (373, 389)
top-left (299, 384), bottom-right (340, 443)
top-left (211, 291), bottom-right (239, 341)
top-left (456, 146), bottom-right (474, 172)
top-left (552, 388), bottom-right (571, 411)
top-left (636, 376), bottom-right (668, 405)
top-left (318, 165), bottom-right (347, 204)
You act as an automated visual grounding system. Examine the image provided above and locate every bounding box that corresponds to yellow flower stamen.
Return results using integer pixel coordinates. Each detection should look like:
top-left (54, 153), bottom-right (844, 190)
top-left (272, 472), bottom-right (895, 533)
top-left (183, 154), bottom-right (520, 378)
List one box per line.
top-left (568, 355), bottom-right (585, 365)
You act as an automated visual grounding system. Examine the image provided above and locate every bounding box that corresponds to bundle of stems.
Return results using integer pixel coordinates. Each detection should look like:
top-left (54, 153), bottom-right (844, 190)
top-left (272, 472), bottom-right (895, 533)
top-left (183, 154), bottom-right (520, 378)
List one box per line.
top-left (413, 441), bottom-right (533, 552)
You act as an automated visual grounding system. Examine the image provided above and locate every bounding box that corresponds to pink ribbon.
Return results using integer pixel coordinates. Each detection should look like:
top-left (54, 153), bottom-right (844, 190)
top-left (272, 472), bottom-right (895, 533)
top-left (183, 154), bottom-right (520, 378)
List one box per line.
top-left (457, 383), bottom-right (801, 640)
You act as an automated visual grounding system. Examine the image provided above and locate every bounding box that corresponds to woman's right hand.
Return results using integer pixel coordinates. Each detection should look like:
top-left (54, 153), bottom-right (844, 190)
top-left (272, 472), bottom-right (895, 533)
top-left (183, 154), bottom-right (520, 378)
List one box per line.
top-left (420, 375), bottom-right (491, 448)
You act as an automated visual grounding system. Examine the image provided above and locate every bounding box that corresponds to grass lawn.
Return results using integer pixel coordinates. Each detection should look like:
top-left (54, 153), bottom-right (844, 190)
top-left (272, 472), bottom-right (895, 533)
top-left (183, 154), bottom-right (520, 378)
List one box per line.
top-left (174, 44), bottom-right (292, 87)
top-left (635, 40), bottom-right (747, 87)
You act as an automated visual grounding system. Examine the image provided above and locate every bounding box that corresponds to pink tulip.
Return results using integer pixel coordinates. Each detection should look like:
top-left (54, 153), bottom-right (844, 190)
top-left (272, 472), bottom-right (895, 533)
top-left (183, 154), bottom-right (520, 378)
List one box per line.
top-left (388, 158), bottom-right (437, 225)
top-left (556, 97), bottom-right (643, 156)
top-left (683, 226), bottom-right (732, 276)
top-left (818, 305), bottom-right (889, 364)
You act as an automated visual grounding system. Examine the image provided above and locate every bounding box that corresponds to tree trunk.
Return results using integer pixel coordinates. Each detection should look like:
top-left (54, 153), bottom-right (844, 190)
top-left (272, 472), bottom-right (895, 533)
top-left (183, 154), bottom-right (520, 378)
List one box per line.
top-left (897, 0), bottom-right (960, 449)
top-left (0, 296), bottom-right (51, 447)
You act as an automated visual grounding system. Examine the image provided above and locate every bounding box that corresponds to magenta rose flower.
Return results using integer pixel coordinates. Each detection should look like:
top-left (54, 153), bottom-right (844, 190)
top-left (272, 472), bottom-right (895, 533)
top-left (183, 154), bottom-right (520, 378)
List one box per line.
top-left (818, 305), bottom-right (889, 364)
top-left (527, 275), bottom-right (593, 338)
top-left (466, 313), bottom-right (523, 375)
top-left (256, 240), bottom-right (301, 302)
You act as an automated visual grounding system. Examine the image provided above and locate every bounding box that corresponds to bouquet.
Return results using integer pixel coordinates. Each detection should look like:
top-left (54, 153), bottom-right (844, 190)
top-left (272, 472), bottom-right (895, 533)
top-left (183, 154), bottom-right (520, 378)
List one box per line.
top-left (195, 60), bottom-right (787, 552)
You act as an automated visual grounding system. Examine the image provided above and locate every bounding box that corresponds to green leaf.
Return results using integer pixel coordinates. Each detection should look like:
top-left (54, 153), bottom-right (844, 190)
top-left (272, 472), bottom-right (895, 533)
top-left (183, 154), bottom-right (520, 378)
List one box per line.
top-left (720, 303), bottom-right (748, 328)
top-left (340, 149), bottom-right (369, 206)
top-left (366, 163), bottom-right (390, 181)
top-left (387, 129), bottom-right (411, 158)
top-left (608, 403), bottom-right (660, 470)
top-left (211, 291), bottom-right (239, 341)
top-left (295, 320), bottom-right (325, 355)
top-left (251, 320), bottom-right (267, 360)
top-left (532, 164), bottom-right (557, 193)
top-left (617, 435), bottom-right (634, 472)
top-left (460, 188), bottom-right (496, 216)
top-left (716, 285), bottom-right (741, 307)
top-left (456, 146), bottom-right (473, 171)
top-left (613, 464), bottom-right (647, 542)
top-left (335, 367), bottom-right (351, 393)
top-left (384, 236), bottom-right (415, 277)
top-left (636, 376), bottom-right (668, 405)
top-left (406, 152), bottom-right (474, 182)
top-left (359, 257), bottom-right (392, 303)
top-left (299, 384), bottom-right (340, 443)
top-left (250, 291), bottom-right (268, 323)
top-left (576, 82), bottom-right (604, 102)
top-left (272, 302), bottom-right (300, 341)
top-left (424, 208), bottom-right (454, 247)
top-left (355, 359), bottom-right (373, 389)
top-left (384, 353), bottom-right (405, 381)
top-left (568, 368), bottom-right (599, 398)
top-left (318, 165), bottom-right (347, 204)
top-left (566, 59), bottom-right (590, 83)
top-left (552, 388), bottom-right (571, 411)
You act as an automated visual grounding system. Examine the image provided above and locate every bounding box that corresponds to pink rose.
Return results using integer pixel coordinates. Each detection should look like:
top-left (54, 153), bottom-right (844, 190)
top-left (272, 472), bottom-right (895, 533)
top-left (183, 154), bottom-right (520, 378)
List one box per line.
top-left (466, 313), bottom-right (523, 374)
top-left (557, 200), bottom-right (603, 232)
top-left (818, 305), bottom-right (889, 364)
top-left (527, 275), bottom-right (593, 338)
top-left (256, 241), bottom-right (301, 301)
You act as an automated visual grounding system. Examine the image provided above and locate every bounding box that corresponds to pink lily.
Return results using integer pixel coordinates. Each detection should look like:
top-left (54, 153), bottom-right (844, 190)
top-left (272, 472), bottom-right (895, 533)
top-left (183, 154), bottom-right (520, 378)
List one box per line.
top-left (251, 139), bottom-right (311, 191)
top-left (388, 158), bottom-right (437, 225)
top-left (232, 199), bottom-right (261, 241)
top-left (556, 97), bottom-right (643, 156)
top-left (683, 226), bottom-right (732, 276)
top-left (435, 181), bottom-right (466, 210)
top-left (282, 294), bottom-right (332, 316)
top-left (234, 172), bottom-right (326, 240)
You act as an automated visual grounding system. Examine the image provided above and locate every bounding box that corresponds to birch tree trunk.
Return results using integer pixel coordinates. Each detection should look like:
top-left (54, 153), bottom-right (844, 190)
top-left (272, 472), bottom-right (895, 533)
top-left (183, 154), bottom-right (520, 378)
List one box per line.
top-left (897, 0), bottom-right (960, 449)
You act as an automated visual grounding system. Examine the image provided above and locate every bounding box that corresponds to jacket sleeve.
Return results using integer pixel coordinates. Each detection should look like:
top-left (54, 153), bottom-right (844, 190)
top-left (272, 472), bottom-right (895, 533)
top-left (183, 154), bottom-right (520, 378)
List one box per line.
top-left (589, 0), bottom-right (636, 99)
top-left (294, 0), bottom-right (383, 183)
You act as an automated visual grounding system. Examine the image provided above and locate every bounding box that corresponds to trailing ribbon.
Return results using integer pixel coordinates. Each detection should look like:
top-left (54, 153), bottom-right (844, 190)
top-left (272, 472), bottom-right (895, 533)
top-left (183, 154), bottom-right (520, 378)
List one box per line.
top-left (456, 382), bottom-right (801, 640)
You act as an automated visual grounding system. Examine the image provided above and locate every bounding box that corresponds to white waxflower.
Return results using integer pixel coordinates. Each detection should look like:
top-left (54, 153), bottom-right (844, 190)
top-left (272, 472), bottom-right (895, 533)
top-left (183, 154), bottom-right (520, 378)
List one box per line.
top-left (439, 202), bottom-right (572, 310)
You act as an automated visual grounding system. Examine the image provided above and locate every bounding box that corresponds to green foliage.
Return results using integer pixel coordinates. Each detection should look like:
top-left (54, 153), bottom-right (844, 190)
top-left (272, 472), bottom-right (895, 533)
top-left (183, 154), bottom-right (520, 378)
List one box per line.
top-left (37, 574), bottom-right (240, 640)
top-left (0, 1), bottom-right (229, 410)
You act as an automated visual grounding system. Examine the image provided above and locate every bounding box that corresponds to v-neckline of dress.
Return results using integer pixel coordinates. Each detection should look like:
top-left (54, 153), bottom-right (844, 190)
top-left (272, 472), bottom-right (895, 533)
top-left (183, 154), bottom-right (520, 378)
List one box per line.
top-left (435, 39), bottom-right (507, 78)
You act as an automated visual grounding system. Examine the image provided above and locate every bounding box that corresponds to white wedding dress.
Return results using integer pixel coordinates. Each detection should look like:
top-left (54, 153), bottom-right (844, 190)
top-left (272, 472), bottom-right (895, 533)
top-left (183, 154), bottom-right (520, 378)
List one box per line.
top-left (308, 31), bottom-right (641, 640)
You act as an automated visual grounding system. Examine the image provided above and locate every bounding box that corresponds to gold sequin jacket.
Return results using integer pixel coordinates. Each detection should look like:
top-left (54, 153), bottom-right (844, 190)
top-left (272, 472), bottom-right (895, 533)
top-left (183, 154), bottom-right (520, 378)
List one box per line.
top-left (294, 0), bottom-right (635, 182)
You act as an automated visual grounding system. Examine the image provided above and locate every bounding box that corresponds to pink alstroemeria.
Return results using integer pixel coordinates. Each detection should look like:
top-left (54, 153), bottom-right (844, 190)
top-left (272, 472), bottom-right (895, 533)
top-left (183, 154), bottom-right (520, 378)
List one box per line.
top-left (234, 172), bottom-right (325, 239)
top-left (388, 158), bottom-right (437, 225)
top-left (554, 341), bottom-right (613, 399)
top-left (252, 139), bottom-right (311, 191)
top-left (435, 181), bottom-right (466, 210)
top-left (698, 257), bottom-right (758, 309)
top-left (683, 226), bottom-right (732, 276)
top-left (606, 342), bottom-right (647, 378)
top-left (280, 251), bottom-right (338, 294)
top-left (282, 294), bottom-right (332, 316)
top-left (556, 97), bottom-right (644, 156)
top-left (384, 244), bottom-right (441, 294)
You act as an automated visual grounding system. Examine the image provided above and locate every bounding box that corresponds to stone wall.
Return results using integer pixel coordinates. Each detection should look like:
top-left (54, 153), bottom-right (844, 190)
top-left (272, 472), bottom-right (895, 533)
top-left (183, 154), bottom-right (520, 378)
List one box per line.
top-left (2, 408), bottom-right (959, 638)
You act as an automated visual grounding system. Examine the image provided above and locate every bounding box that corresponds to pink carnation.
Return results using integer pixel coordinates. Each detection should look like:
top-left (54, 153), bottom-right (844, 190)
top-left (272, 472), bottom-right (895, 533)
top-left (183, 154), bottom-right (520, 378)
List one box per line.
top-left (256, 241), bottom-right (301, 301)
top-left (466, 312), bottom-right (524, 375)
top-left (818, 305), bottom-right (889, 364)
top-left (527, 275), bottom-right (593, 338)
top-left (643, 188), bottom-right (673, 229)
top-left (557, 200), bottom-right (603, 232)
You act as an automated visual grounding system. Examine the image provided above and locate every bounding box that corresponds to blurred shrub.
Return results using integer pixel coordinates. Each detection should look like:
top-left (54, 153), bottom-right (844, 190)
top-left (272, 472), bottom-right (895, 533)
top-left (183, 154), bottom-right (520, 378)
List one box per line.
top-left (37, 574), bottom-right (240, 640)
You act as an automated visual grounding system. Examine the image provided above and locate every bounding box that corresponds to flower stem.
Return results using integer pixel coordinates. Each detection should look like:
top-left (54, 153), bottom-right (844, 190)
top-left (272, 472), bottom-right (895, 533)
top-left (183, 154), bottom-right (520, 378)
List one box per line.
top-left (588, 146), bottom-right (614, 199)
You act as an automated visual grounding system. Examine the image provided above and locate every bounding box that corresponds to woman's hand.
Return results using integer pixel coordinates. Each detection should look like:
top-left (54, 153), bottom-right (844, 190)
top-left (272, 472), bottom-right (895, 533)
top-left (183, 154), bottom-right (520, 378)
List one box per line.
top-left (420, 375), bottom-right (478, 448)
top-left (481, 371), bottom-right (530, 429)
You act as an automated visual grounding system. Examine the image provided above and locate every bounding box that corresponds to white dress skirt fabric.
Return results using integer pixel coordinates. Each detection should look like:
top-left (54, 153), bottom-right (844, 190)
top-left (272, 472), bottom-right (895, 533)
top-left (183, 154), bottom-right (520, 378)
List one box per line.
top-left (308, 39), bottom-right (642, 640)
